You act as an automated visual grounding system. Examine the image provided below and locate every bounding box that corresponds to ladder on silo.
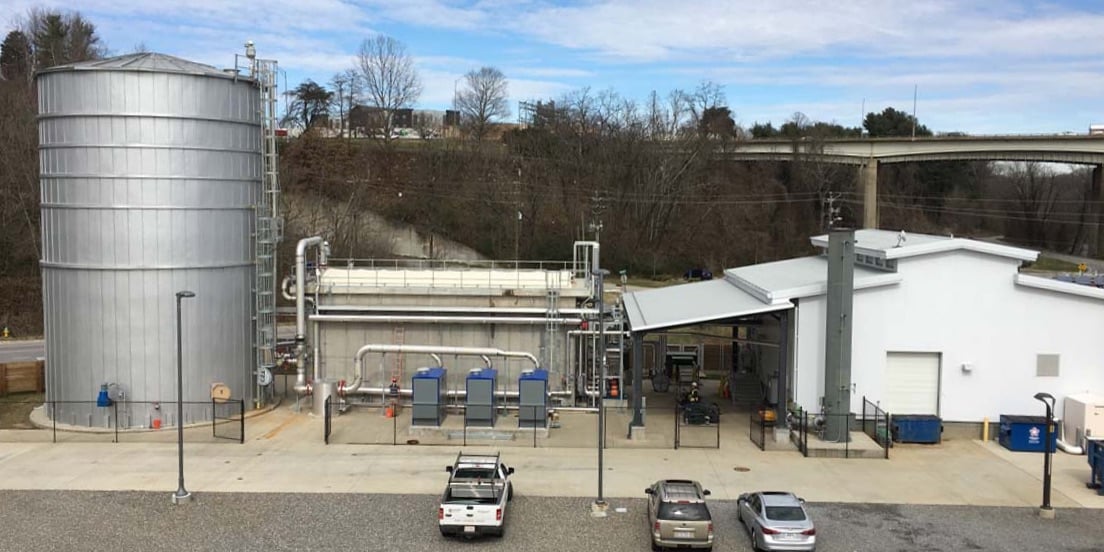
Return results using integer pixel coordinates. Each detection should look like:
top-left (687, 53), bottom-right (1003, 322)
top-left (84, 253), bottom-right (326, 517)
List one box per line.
top-left (251, 57), bottom-right (282, 407)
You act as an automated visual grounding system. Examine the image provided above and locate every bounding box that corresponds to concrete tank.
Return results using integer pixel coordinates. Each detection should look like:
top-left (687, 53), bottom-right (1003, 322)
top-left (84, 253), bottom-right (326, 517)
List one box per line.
top-left (37, 53), bottom-right (259, 427)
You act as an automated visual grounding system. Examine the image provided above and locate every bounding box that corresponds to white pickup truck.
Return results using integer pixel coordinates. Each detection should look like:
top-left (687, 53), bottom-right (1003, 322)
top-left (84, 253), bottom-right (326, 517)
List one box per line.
top-left (438, 452), bottom-right (515, 538)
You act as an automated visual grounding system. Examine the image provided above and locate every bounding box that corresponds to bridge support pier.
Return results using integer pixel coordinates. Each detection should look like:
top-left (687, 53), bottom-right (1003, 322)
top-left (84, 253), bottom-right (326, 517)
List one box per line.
top-left (859, 158), bottom-right (878, 229)
top-left (1095, 165), bottom-right (1103, 257)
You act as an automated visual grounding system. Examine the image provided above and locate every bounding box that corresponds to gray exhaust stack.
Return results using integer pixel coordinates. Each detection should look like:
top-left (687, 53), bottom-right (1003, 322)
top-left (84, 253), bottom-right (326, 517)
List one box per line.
top-left (823, 229), bottom-right (855, 442)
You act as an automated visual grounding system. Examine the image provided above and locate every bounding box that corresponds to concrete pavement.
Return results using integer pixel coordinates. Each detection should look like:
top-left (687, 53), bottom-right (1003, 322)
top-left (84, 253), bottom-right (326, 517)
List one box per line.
top-left (1, 403), bottom-right (1101, 510)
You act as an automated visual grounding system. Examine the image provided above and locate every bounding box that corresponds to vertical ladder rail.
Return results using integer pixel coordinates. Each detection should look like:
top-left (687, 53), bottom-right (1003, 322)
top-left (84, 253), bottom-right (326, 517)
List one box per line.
top-left (251, 57), bottom-right (281, 408)
top-left (391, 326), bottom-right (406, 383)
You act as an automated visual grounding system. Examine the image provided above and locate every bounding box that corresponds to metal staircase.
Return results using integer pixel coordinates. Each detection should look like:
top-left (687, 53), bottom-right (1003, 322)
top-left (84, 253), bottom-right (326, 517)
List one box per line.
top-left (250, 55), bottom-right (281, 407)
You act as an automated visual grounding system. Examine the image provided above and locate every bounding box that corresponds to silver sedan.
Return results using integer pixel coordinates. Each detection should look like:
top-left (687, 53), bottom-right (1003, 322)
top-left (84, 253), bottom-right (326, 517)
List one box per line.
top-left (736, 491), bottom-right (816, 551)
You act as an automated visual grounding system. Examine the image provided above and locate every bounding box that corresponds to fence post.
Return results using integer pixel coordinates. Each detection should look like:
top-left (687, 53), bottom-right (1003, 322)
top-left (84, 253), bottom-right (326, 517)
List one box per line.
top-left (239, 399), bottom-right (244, 444)
top-left (52, 401), bottom-right (57, 443)
top-left (211, 399), bottom-right (216, 440)
top-left (674, 405), bottom-right (679, 450)
top-left (113, 401), bottom-right (119, 443)
top-left (802, 412), bottom-right (808, 457)
top-left (885, 410), bottom-right (891, 459)
top-left (718, 408), bottom-right (722, 449)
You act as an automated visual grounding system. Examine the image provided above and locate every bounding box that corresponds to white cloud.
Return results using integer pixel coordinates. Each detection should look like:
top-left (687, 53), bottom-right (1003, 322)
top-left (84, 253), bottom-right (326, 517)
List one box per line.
top-left (509, 66), bottom-right (594, 79)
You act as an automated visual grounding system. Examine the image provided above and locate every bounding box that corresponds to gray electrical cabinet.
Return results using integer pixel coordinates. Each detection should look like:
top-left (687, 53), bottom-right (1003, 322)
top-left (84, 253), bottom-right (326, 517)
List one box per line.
top-left (412, 367), bottom-right (447, 427)
top-left (465, 368), bottom-right (497, 427)
top-left (519, 369), bottom-right (548, 428)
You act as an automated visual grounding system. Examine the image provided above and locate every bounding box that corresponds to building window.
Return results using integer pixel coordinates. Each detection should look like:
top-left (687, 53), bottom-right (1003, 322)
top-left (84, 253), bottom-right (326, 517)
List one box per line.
top-left (1036, 354), bottom-right (1060, 377)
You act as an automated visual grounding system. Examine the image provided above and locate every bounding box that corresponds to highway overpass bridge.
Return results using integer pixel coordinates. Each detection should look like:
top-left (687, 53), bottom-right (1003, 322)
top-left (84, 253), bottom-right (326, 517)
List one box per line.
top-left (728, 135), bottom-right (1104, 253)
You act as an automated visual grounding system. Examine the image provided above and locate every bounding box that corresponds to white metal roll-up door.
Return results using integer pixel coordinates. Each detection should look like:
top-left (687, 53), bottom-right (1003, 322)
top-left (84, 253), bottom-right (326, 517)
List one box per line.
top-left (885, 352), bottom-right (940, 415)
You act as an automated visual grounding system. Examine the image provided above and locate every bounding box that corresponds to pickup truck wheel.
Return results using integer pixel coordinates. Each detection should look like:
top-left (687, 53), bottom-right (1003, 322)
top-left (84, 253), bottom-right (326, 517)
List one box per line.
top-left (493, 527), bottom-right (504, 539)
top-left (508, 483), bottom-right (514, 501)
top-left (650, 540), bottom-right (661, 551)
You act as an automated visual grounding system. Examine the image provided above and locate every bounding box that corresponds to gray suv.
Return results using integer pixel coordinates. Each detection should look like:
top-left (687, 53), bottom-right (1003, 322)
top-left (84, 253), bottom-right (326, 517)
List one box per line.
top-left (645, 479), bottom-right (714, 551)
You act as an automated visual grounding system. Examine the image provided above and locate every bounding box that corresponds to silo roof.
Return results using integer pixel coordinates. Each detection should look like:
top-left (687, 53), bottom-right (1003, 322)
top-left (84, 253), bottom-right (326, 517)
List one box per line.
top-left (38, 52), bottom-right (246, 79)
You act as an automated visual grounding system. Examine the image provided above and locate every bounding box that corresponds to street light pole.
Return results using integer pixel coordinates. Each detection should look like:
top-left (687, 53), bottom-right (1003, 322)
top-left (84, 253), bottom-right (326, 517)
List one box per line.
top-left (1034, 391), bottom-right (1055, 519)
top-left (173, 290), bottom-right (195, 505)
top-left (591, 268), bottom-right (610, 517)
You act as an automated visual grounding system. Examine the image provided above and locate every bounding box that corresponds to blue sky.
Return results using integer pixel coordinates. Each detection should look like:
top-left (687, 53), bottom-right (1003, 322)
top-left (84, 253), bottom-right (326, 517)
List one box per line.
top-left (7, 0), bottom-right (1104, 134)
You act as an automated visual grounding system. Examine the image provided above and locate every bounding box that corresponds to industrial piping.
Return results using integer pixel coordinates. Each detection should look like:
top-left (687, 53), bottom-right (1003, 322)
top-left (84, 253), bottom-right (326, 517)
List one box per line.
top-left (346, 344), bottom-right (541, 401)
top-left (310, 314), bottom-right (584, 325)
top-left (351, 344), bottom-right (539, 378)
top-left (292, 236), bottom-right (328, 394)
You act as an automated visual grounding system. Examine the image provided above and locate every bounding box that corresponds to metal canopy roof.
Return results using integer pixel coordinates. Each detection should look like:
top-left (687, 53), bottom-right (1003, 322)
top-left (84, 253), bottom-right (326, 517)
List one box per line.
top-left (622, 279), bottom-right (791, 332)
top-left (809, 229), bottom-right (1038, 262)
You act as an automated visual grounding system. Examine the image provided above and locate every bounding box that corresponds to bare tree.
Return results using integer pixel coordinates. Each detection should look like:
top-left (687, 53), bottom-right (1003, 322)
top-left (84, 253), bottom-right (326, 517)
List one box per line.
top-left (329, 69), bottom-right (360, 139)
top-left (355, 34), bottom-right (422, 143)
top-left (454, 66), bottom-right (510, 141)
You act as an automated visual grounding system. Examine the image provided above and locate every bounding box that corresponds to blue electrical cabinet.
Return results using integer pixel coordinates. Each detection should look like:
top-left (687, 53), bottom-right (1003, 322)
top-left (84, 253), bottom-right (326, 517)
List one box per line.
top-left (518, 369), bottom-right (549, 429)
top-left (465, 368), bottom-right (497, 427)
top-left (411, 367), bottom-right (447, 427)
top-left (1088, 439), bottom-right (1104, 495)
top-left (999, 415), bottom-right (1057, 453)
top-left (892, 414), bottom-right (943, 444)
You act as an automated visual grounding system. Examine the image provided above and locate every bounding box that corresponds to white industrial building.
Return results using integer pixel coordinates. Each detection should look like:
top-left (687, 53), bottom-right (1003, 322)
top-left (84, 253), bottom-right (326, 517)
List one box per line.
top-left (622, 229), bottom-right (1104, 431)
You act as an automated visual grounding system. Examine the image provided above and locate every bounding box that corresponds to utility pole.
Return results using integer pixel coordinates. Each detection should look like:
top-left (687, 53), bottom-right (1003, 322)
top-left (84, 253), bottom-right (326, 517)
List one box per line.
top-left (823, 192), bottom-right (842, 231)
top-left (514, 168), bottom-right (521, 260)
top-left (591, 267), bottom-right (610, 518)
top-left (911, 85), bottom-right (918, 140)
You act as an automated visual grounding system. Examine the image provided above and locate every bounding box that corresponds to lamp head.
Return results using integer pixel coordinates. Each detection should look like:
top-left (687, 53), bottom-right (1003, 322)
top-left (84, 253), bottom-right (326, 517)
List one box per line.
top-left (176, 291), bottom-right (196, 299)
top-left (1034, 392), bottom-right (1055, 409)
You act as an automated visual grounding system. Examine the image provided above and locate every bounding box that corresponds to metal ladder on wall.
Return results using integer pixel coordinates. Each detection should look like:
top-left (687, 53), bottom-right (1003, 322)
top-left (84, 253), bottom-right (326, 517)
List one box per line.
top-left (544, 271), bottom-right (560, 371)
top-left (251, 57), bottom-right (281, 407)
top-left (391, 326), bottom-right (405, 383)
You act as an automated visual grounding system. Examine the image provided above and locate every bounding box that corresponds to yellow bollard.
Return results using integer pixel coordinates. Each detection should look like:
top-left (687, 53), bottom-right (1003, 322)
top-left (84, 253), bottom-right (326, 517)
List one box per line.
top-left (982, 416), bottom-right (990, 441)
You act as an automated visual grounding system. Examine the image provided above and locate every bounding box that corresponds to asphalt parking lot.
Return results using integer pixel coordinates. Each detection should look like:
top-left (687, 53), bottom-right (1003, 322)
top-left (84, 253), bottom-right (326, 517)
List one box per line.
top-left (1, 491), bottom-right (1102, 552)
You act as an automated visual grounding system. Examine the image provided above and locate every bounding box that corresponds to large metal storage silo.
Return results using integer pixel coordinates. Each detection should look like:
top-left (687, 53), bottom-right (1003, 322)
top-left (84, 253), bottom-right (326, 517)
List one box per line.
top-left (38, 53), bottom-right (259, 427)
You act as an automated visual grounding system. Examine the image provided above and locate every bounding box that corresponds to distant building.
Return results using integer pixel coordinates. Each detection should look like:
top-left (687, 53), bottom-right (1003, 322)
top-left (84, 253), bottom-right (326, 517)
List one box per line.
top-left (1090, 124), bottom-right (1104, 136)
top-left (348, 106), bottom-right (414, 135)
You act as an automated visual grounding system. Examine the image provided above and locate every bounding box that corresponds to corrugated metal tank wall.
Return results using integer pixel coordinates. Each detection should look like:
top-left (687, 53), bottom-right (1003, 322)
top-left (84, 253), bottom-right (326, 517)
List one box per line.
top-left (37, 54), bottom-right (259, 427)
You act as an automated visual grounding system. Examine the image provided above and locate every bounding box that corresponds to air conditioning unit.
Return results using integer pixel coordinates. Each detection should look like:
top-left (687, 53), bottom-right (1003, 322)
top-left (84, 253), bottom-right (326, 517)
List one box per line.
top-left (1062, 394), bottom-right (1104, 452)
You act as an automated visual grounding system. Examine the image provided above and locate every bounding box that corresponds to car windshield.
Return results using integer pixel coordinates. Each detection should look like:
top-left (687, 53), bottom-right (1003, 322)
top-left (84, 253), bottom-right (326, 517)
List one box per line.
top-left (658, 502), bottom-right (710, 521)
top-left (765, 506), bottom-right (807, 521)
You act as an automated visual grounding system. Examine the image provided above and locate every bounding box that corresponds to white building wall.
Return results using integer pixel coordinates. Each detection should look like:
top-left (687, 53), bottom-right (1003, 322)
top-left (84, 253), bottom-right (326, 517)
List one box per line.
top-left (793, 250), bottom-right (1104, 421)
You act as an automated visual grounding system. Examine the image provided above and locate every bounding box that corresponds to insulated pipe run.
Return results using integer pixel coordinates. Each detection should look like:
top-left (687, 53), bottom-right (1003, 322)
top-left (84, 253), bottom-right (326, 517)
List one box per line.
top-left (343, 387), bottom-right (574, 399)
top-left (312, 315), bottom-right (584, 326)
top-left (294, 236), bottom-right (328, 391)
top-left (352, 344), bottom-right (540, 380)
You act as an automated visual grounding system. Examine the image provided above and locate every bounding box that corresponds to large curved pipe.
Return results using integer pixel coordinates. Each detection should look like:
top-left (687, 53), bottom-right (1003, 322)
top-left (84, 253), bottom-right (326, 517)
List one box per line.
top-left (352, 344), bottom-right (540, 378)
top-left (311, 315), bottom-right (584, 325)
top-left (294, 236), bottom-right (327, 391)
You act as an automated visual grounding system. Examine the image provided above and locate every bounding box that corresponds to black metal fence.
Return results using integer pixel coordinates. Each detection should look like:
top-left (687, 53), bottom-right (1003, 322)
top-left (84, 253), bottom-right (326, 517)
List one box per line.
top-left (749, 412), bottom-right (768, 451)
top-left (674, 402), bottom-right (720, 449)
top-left (0, 398), bottom-right (244, 444)
top-left (320, 400), bottom-right (724, 450)
top-left (324, 395), bottom-right (332, 444)
top-left (787, 407), bottom-right (889, 459)
top-left (861, 396), bottom-right (891, 459)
